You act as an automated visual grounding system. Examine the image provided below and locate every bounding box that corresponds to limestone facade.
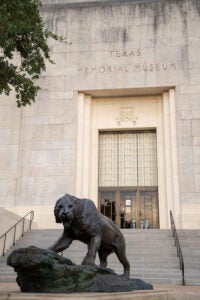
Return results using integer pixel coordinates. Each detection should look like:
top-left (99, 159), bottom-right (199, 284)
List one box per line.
top-left (0, 0), bottom-right (199, 229)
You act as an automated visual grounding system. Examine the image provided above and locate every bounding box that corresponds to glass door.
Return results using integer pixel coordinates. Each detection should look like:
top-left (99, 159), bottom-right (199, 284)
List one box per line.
top-left (120, 191), bottom-right (136, 228)
top-left (100, 191), bottom-right (116, 223)
top-left (99, 189), bottom-right (159, 228)
top-left (139, 190), bottom-right (159, 229)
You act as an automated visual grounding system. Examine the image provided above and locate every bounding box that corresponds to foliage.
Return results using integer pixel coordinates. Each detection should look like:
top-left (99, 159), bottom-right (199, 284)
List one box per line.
top-left (0, 0), bottom-right (59, 107)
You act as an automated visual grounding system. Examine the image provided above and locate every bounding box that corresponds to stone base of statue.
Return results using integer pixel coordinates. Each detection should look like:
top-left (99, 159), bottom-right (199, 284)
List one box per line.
top-left (7, 246), bottom-right (153, 293)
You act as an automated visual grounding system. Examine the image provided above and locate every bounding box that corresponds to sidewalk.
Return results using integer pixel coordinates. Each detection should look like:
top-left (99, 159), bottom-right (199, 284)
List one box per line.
top-left (0, 282), bottom-right (200, 300)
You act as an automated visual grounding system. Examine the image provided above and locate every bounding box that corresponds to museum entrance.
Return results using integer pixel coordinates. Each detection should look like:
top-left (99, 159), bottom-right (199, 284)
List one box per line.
top-left (98, 131), bottom-right (159, 229)
top-left (99, 188), bottom-right (159, 228)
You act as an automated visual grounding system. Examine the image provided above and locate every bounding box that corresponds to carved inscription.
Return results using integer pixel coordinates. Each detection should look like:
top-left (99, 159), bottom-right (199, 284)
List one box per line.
top-left (78, 63), bottom-right (176, 74)
top-left (77, 48), bottom-right (177, 74)
top-left (110, 49), bottom-right (141, 57)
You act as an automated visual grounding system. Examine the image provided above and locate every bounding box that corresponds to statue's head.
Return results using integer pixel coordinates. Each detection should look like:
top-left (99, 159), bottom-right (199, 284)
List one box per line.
top-left (54, 194), bottom-right (77, 225)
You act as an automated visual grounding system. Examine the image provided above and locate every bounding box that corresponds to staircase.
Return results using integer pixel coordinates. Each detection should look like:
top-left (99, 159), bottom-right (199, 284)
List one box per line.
top-left (178, 230), bottom-right (200, 286)
top-left (0, 229), bottom-right (185, 285)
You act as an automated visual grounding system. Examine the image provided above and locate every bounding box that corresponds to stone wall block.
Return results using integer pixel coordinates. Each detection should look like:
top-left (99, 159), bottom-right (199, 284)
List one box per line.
top-left (192, 120), bottom-right (200, 136)
top-left (179, 146), bottom-right (193, 164)
top-left (193, 137), bottom-right (200, 145)
top-left (179, 110), bottom-right (200, 120)
top-left (37, 76), bottom-right (66, 92)
top-left (193, 146), bottom-right (200, 164)
top-left (177, 120), bottom-right (192, 137)
top-left (30, 150), bottom-right (62, 167)
top-left (28, 176), bottom-right (63, 196)
top-left (190, 69), bottom-right (200, 84)
top-left (195, 174), bottom-right (200, 192)
top-left (180, 173), bottom-right (196, 193)
top-left (0, 179), bottom-right (17, 203)
top-left (180, 85), bottom-right (200, 94)
top-left (0, 146), bottom-right (19, 170)
top-left (22, 124), bottom-right (64, 143)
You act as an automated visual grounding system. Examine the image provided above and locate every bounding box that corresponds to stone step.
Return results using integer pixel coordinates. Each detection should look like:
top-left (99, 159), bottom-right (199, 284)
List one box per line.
top-left (123, 229), bottom-right (171, 233)
top-left (180, 243), bottom-right (200, 248)
top-left (116, 268), bottom-right (181, 275)
top-left (181, 250), bottom-right (200, 256)
top-left (4, 240), bottom-right (178, 254)
top-left (0, 272), bottom-right (16, 278)
top-left (0, 267), bottom-right (14, 272)
top-left (15, 236), bottom-right (175, 243)
top-left (0, 260), bottom-right (180, 269)
top-left (0, 267), bottom-right (181, 276)
top-left (0, 274), bottom-right (182, 286)
top-left (178, 230), bottom-right (200, 236)
top-left (146, 278), bottom-right (182, 285)
top-left (185, 278), bottom-right (200, 286)
top-left (0, 275), bottom-right (16, 282)
top-left (22, 229), bottom-right (173, 236)
top-left (7, 240), bottom-right (176, 247)
top-left (4, 252), bottom-right (177, 260)
top-left (184, 265), bottom-right (200, 270)
top-left (182, 260), bottom-right (200, 267)
top-left (10, 245), bottom-right (176, 252)
top-left (184, 270), bottom-right (200, 277)
top-left (16, 233), bottom-right (175, 239)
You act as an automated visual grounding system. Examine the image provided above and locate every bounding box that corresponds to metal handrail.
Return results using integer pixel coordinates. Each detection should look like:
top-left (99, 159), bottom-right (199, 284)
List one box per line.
top-left (170, 210), bottom-right (185, 285)
top-left (0, 210), bottom-right (34, 256)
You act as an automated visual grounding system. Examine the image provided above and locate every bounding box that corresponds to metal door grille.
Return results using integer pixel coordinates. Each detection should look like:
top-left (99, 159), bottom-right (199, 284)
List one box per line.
top-left (99, 131), bottom-right (158, 187)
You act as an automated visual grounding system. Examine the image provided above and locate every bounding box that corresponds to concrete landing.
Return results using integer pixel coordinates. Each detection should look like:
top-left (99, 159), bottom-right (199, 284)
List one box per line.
top-left (1, 283), bottom-right (200, 300)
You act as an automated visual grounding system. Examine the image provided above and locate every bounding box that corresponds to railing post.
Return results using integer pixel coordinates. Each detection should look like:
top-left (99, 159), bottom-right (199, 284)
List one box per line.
top-left (13, 226), bottom-right (16, 246)
top-left (182, 264), bottom-right (185, 285)
top-left (29, 214), bottom-right (32, 230)
top-left (22, 218), bottom-right (25, 237)
top-left (29, 211), bottom-right (34, 230)
top-left (3, 233), bottom-right (6, 256)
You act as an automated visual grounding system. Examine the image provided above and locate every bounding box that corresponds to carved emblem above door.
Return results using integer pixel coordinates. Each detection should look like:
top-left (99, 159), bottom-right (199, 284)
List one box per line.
top-left (116, 107), bottom-right (138, 126)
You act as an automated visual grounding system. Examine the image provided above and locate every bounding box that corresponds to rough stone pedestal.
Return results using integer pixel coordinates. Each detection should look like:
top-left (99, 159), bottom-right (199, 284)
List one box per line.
top-left (7, 246), bottom-right (153, 293)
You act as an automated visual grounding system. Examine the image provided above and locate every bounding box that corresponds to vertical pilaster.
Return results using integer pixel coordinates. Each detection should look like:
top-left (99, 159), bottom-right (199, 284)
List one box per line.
top-left (169, 88), bottom-right (181, 227)
top-left (157, 97), bottom-right (167, 228)
top-left (162, 89), bottom-right (180, 228)
top-left (75, 93), bottom-right (85, 197)
top-left (163, 91), bottom-right (174, 227)
top-left (82, 95), bottom-right (92, 197)
top-left (90, 99), bottom-right (99, 205)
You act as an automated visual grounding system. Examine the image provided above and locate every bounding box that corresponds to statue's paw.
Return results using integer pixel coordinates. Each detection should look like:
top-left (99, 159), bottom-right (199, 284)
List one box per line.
top-left (120, 272), bottom-right (130, 279)
top-left (81, 257), bottom-right (95, 266)
top-left (47, 247), bottom-right (53, 251)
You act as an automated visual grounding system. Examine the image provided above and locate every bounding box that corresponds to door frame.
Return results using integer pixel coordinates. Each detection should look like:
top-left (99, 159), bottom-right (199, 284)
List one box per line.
top-left (75, 89), bottom-right (181, 228)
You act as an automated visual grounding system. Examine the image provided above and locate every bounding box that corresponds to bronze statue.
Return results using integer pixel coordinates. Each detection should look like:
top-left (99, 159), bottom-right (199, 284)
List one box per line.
top-left (48, 194), bottom-right (130, 278)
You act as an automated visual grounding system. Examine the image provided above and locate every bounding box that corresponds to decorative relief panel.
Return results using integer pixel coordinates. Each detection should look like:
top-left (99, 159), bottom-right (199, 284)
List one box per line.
top-left (116, 107), bottom-right (138, 126)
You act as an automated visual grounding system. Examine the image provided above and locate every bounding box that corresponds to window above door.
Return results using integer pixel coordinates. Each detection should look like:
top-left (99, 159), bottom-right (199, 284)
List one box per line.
top-left (99, 130), bottom-right (158, 188)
